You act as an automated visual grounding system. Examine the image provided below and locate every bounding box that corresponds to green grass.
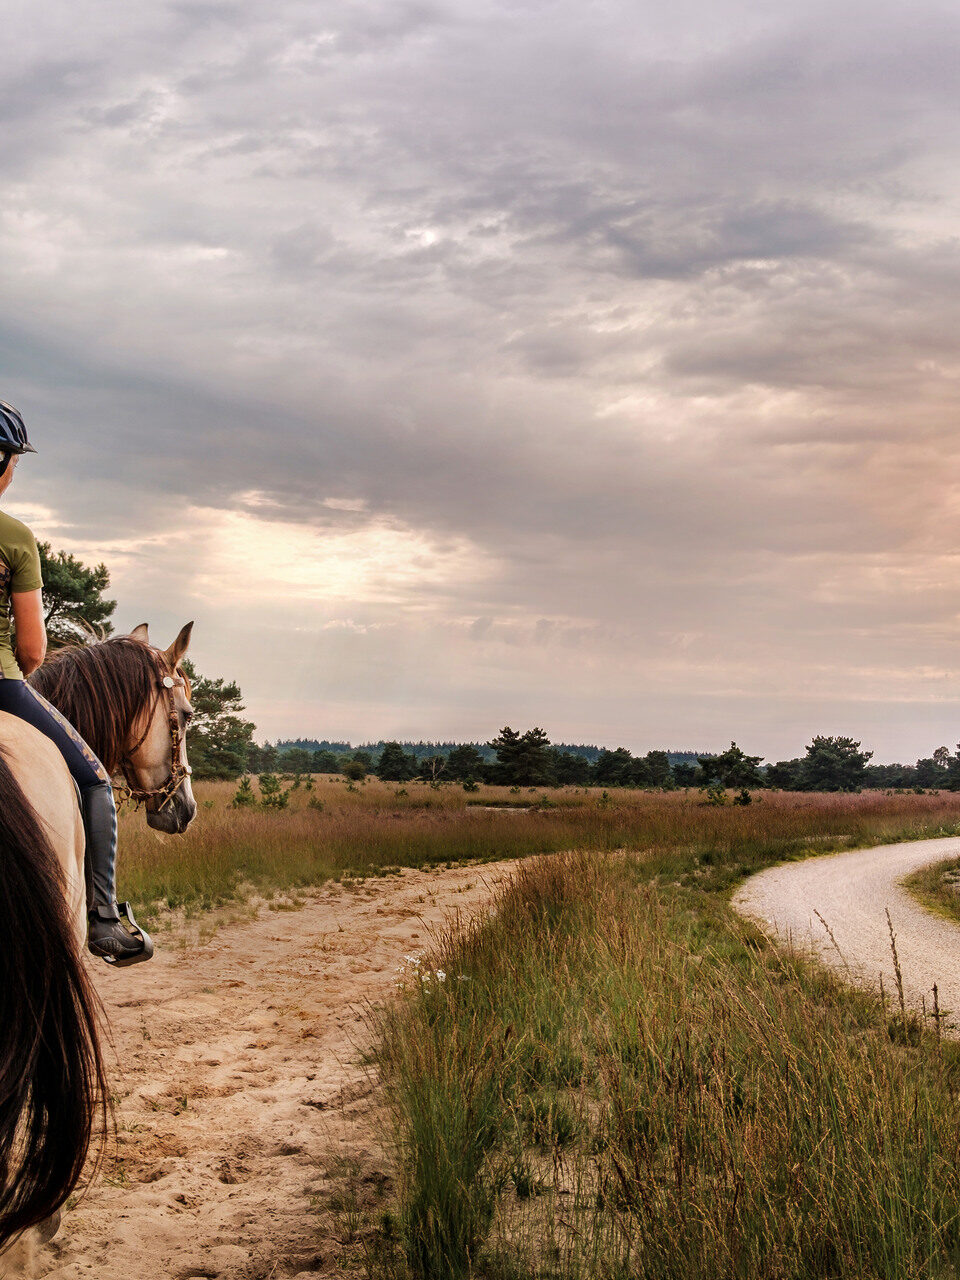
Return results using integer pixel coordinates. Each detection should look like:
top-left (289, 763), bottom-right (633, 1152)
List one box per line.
top-left (375, 842), bottom-right (960, 1279)
top-left (903, 856), bottom-right (960, 924)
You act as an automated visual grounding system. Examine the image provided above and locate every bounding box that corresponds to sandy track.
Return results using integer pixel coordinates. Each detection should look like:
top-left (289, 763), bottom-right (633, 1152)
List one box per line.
top-left (734, 837), bottom-right (960, 1028)
top-left (37, 861), bottom-right (518, 1280)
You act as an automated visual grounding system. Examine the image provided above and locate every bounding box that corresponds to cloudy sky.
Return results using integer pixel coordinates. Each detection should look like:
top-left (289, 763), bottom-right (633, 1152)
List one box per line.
top-left (4, 0), bottom-right (960, 761)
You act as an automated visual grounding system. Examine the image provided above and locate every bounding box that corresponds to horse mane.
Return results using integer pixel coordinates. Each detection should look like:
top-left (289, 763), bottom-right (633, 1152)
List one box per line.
top-left (29, 638), bottom-right (159, 775)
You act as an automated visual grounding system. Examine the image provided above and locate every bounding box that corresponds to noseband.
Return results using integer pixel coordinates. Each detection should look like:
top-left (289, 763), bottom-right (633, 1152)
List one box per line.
top-left (115, 655), bottom-right (193, 811)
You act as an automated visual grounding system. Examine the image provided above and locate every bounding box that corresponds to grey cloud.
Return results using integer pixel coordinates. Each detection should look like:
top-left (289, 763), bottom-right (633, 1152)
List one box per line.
top-left (169, 2), bottom-right (250, 24)
top-left (0, 58), bottom-right (102, 124)
top-left (268, 224), bottom-right (338, 274)
top-left (4, 0), bottom-right (960, 756)
top-left (328, 1), bottom-right (451, 54)
top-left (559, 199), bottom-right (873, 281)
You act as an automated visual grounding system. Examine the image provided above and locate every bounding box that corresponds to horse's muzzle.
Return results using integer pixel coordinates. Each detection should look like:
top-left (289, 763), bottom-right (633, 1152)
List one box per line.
top-left (146, 786), bottom-right (197, 834)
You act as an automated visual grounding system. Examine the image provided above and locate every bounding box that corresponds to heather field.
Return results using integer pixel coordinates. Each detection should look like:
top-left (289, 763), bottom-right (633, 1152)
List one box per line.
top-left (117, 779), bottom-right (960, 1278)
top-left (120, 776), bottom-right (960, 924)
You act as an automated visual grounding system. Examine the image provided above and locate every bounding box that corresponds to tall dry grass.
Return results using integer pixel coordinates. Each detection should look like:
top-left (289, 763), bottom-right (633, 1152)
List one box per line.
top-left (117, 777), bottom-right (960, 924)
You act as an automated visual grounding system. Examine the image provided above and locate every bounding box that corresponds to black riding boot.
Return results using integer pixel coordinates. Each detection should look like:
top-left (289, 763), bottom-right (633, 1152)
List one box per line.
top-left (83, 781), bottom-right (153, 966)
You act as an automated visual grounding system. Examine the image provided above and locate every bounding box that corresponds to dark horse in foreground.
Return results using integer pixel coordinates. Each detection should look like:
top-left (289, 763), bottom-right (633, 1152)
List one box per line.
top-left (0, 623), bottom-right (196, 1262)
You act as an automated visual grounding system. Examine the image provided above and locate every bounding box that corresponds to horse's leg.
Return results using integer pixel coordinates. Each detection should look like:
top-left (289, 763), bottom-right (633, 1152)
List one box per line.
top-left (0, 1227), bottom-right (36, 1278)
top-left (34, 1212), bottom-right (61, 1246)
top-left (0, 1212), bottom-right (60, 1280)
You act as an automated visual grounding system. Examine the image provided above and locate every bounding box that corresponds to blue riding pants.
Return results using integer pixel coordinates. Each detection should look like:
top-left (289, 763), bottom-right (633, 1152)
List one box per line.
top-left (0, 676), bottom-right (119, 909)
top-left (0, 677), bottom-right (109, 789)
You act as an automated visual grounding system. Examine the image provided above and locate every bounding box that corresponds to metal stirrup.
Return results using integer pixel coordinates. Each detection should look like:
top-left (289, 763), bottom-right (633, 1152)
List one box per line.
top-left (93, 903), bottom-right (154, 968)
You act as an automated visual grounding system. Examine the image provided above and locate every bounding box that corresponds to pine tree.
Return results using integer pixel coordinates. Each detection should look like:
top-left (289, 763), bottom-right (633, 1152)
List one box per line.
top-left (446, 744), bottom-right (484, 781)
top-left (799, 736), bottom-right (872, 792)
top-left (37, 542), bottom-right (117, 647)
top-left (258, 773), bottom-right (290, 808)
top-left (594, 747), bottom-right (636, 787)
top-left (181, 660), bottom-right (256, 780)
top-left (246, 742), bottom-right (279, 774)
top-left (698, 742), bottom-right (765, 789)
top-left (488, 726), bottom-right (556, 786)
top-left (232, 776), bottom-right (256, 807)
top-left (377, 741), bottom-right (415, 781)
top-left (281, 747), bottom-right (313, 776)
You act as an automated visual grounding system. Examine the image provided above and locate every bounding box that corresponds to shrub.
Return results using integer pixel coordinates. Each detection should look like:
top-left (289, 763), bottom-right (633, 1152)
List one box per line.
top-left (231, 776), bottom-right (256, 808)
top-left (258, 773), bottom-right (290, 810)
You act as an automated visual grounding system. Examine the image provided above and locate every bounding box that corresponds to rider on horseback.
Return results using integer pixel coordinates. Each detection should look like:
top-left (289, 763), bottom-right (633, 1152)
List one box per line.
top-left (0, 402), bottom-right (151, 965)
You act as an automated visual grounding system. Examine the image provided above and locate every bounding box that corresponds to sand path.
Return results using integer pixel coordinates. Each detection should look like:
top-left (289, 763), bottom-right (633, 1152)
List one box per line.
top-left (733, 836), bottom-right (960, 1028)
top-left (37, 860), bottom-right (518, 1280)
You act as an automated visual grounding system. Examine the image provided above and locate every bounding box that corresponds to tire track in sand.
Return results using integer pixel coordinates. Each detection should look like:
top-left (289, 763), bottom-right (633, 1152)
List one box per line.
top-left (37, 860), bottom-right (518, 1280)
top-left (733, 836), bottom-right (960, 1030)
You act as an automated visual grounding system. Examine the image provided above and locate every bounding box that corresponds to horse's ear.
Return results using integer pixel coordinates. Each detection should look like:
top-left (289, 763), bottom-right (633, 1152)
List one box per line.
top-left (130, 623), bottom-right (150, 644)
top-left (164, 621), bottom-right (194, 669)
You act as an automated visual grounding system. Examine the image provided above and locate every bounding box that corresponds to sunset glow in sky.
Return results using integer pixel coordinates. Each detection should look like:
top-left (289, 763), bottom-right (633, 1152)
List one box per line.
top-left (5, 0), bottom-right (960, 761)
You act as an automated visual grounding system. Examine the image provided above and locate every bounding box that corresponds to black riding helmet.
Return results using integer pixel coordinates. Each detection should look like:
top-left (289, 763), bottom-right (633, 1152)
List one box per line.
top-left (0, 401), bottom-right (36, 478)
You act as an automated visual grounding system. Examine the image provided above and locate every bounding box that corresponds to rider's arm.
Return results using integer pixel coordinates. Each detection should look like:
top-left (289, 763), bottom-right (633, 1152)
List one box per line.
top-left (11, 588), bottom-right (46, 676)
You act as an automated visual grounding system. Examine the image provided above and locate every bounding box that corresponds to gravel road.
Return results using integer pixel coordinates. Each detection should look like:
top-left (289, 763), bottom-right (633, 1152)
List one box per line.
top-left (733, 837), bottom-right (960, 1030)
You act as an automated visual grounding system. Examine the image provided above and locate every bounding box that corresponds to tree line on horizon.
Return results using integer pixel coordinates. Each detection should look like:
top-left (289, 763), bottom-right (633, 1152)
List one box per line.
top-left (246, 734), bottom-right (702, 785)
top-left (248, 730), bottom-right (960, 794)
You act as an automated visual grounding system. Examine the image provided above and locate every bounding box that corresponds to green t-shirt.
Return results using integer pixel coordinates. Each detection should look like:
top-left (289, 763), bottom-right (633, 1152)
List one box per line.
top-left (0, 511), bottom-right (43, 680)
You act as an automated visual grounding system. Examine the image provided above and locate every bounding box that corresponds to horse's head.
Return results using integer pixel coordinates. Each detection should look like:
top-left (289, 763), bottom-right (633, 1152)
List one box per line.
top-left (124, 622), bottom-right (198, 834)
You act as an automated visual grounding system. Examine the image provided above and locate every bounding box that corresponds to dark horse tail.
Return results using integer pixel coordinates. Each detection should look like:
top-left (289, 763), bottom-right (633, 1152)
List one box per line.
top-left (0, 747), bottom-right (107, 1251)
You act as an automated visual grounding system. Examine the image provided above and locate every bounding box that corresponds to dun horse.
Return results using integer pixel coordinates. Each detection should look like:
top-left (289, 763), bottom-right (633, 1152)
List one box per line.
top-left (0, 623), bottom-right (197, 1259)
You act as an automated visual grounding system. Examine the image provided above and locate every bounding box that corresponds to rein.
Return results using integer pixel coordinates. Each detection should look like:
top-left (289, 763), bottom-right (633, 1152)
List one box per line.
top-left (114, 655), bottom-right (192, 811)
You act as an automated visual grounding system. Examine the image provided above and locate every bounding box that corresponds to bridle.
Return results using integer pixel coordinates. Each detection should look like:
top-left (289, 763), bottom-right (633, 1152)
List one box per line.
top-left (114, 653), bottom-right (193, 811)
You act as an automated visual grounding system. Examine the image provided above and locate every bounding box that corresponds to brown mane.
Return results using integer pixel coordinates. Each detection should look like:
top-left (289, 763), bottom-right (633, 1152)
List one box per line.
top-left (29, 638), bottom-right (159, 775)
